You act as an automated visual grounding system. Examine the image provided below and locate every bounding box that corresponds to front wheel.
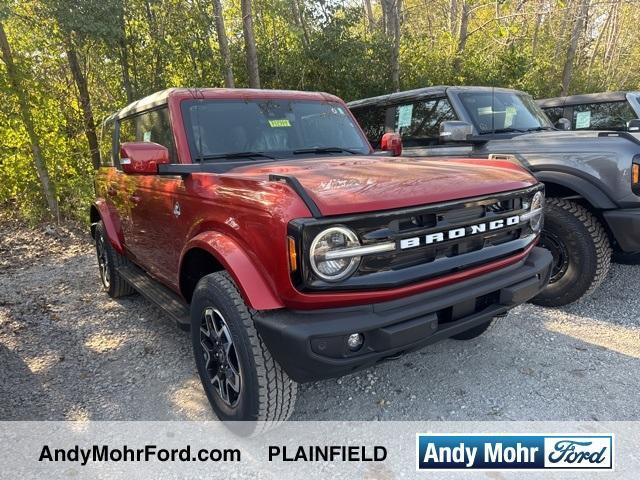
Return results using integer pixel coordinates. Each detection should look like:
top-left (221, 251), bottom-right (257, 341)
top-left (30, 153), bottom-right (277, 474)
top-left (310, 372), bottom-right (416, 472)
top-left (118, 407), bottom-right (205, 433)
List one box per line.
top-left (531, 198), bottom-right (611, 307)
top-left (190, 271), bottom-right (297, 434)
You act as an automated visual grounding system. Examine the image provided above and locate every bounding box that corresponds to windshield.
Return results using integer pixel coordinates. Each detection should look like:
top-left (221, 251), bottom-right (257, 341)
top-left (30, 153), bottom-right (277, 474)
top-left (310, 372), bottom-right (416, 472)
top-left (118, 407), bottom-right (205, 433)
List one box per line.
top-left (181, 99), bottom-right (370, 160)
top-left (458, 91), bottom-right (553, 133)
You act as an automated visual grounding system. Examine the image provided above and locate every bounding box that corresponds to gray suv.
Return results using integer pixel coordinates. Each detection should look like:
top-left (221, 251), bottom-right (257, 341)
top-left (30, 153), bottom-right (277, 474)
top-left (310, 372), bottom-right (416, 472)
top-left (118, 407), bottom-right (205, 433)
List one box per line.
top-left (349, 86), bottom-right (640, 306)
top-left (537, 91), bottom-right (640, 132)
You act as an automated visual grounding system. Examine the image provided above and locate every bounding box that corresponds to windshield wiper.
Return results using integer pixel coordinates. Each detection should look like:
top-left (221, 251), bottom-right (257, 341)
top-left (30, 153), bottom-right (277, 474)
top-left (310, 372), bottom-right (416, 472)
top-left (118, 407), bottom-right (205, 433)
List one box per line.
top-left (489, 127), bottom-right (528, 134)
top-left (292, 147), bottom-right (360, 155)
top-left (196, 151), bottom-right (276, 162)
top-left (525, 126), bottom-right (554, 132)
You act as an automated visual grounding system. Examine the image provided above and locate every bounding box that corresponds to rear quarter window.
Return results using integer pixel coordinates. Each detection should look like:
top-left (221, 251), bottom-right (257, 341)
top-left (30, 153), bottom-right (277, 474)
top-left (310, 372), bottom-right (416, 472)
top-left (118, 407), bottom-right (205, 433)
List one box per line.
top-left (542, 106), bottom-right (564, 125)
top-left (572, 101), bottom-right (637, 131)
top-left (99, 120), bottom-right (115, 167)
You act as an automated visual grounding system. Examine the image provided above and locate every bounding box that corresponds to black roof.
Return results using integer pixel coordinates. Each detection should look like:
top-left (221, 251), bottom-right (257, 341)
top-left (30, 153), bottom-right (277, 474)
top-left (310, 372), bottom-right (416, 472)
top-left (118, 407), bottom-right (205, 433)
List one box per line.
top-left (537, 91), bottom-right (639, 108)
top-left (347, 85), bottom-right (529, 109)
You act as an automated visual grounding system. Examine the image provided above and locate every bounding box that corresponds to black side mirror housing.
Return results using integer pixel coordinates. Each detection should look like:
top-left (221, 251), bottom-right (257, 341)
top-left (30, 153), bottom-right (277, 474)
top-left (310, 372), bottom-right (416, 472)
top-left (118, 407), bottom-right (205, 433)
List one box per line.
top-left (627, 119), bottom-right (640, 132)
top-left (555, 118), bottom-right (571, 130)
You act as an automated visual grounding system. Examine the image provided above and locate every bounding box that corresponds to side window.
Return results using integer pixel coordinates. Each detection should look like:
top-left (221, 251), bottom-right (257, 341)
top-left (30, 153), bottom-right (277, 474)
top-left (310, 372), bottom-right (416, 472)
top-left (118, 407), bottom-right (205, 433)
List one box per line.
top-left (117, 107), bottom-right (177, 162)
top-left (542, 107), bottom-right (564, 125)
top-left (99, 120), bottom-right (115, 167)
top-left (392, 98), bottom-right (457, 146)
top-left (572, 101), bottom-right (637, 131)
top-left (351, 106), bottom-right (387, 148)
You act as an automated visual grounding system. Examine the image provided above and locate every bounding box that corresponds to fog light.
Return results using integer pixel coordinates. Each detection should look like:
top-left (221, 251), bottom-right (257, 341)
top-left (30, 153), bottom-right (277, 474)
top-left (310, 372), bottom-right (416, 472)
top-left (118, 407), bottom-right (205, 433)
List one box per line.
top-left (347, 333), bottom-right (364, 351)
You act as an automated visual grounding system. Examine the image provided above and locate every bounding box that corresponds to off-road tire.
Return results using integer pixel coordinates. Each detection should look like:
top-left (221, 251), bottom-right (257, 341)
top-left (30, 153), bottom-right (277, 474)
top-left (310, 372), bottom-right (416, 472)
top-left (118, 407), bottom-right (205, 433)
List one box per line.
top-left (451, 317), bottom-right (498, 340)
top-left (94, 221), bottom-right (135, 298)
top-left (531, 198), bottom-right (611, 307)
top-left (191, 271), bottom-right (297, 435)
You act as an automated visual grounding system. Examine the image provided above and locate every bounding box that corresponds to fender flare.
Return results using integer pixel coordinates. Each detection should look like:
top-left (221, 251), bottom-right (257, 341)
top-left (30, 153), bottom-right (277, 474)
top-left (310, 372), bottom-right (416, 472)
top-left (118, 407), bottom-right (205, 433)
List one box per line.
top-left (180, 231), bottom-right (283, 311)
top-left (534, 170), bottom-right (617, 210)
top-left (91, 199), bottom-right (125, 254)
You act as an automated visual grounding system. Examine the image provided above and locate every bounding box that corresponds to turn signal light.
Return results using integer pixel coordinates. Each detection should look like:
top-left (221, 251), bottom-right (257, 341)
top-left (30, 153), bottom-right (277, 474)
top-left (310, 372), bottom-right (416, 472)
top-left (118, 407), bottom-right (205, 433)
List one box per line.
top-left (288, 236), bottom-right (298, 273)
top-left (633, 164), bottom-right (640, 185)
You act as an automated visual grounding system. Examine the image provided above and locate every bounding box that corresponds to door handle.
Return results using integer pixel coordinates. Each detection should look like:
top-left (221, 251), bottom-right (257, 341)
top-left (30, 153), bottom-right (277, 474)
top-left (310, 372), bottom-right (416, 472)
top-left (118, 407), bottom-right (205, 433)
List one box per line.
top-left (129, 194), bottom-right (141, 203)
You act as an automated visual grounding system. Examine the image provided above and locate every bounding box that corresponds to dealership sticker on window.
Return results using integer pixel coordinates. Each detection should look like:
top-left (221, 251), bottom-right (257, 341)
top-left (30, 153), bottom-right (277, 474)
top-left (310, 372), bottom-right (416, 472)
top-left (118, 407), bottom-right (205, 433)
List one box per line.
top-left (505, 106), bottom-right (517, 127)
top-left (575, 111), bottom-right (592, 129)
top-left (398, 104), bottom-right (414, 128)
top-left (268, 119), bottom-right (291, 128)
top-left (143, 131), bottom-right (152, 142)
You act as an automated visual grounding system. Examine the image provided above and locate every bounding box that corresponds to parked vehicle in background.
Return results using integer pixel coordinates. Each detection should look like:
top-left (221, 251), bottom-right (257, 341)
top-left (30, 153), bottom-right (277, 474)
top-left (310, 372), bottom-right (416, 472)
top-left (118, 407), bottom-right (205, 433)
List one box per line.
top-left (349, 86), bottom-right (640, 306)
top-left (92, 88), bottom-right (551, 431)
top-left (537, 91), bottom-right (640, 132)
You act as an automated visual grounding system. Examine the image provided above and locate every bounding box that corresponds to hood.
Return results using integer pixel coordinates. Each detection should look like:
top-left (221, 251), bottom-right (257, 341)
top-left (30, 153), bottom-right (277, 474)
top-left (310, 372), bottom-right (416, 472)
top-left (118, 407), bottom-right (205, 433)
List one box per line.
top-left (227, 156), bottom-right (536, 216)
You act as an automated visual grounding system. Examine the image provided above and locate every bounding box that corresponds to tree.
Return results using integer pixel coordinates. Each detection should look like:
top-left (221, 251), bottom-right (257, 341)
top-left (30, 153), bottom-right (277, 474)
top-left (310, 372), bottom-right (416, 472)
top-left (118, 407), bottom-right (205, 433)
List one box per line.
top-left (212, 0), bottom-right (234, 87)
top-left (0, 20), bottom-right (59, 218)
top-left (241, 0), bottom-right (260, 88)
top-left (561, 0), bottom-right (590, 95)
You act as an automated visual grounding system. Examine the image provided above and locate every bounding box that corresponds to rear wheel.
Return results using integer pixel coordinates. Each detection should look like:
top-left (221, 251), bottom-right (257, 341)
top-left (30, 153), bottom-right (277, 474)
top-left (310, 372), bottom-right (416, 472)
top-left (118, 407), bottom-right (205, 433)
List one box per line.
top-left (94, 221), bottom-right (135, 298)
top-left (190, 271), bottom-right (297, 434)
top-left (531, 198), bottom-right (611, 307)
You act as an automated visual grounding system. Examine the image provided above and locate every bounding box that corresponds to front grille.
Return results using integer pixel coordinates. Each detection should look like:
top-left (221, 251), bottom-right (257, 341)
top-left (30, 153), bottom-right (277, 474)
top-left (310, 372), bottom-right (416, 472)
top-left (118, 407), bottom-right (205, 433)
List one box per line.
top-left (291, 185), bottom-right (543, 291)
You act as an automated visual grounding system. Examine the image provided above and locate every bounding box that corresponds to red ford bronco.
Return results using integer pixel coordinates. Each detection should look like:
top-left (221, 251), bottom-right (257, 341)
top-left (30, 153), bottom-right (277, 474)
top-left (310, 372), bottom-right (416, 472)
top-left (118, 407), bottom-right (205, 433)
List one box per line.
top-left (92, 88), bottom-right (552, 430)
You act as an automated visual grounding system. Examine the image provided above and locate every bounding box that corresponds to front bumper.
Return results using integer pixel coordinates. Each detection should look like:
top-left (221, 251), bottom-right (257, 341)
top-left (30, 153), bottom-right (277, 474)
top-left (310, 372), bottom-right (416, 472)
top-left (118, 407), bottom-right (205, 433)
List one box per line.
top-left (603, 208), bottom-right (640, 252)
top-left (254, 247), bottom-right (552, 383)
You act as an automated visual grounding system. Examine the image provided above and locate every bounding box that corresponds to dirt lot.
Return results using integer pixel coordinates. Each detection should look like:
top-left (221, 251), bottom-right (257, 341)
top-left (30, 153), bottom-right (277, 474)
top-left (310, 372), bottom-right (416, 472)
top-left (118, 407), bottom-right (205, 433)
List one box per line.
top-left (1, 217), bottom-right (639, 422)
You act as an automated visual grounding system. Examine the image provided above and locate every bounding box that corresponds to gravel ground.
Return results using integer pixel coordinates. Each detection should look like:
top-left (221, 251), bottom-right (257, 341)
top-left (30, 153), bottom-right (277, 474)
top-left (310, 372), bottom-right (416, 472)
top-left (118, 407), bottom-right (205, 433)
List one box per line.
top-left (1, 217), bottom-right (639, 422)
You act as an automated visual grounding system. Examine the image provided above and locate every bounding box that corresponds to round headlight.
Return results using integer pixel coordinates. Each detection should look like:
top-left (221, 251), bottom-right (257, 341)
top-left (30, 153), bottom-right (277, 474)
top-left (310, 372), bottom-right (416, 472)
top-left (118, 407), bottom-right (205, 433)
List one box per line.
top-left (529, 191), bottom-right (545, 232)
top-left (309, 227), bottom-right (361, 282)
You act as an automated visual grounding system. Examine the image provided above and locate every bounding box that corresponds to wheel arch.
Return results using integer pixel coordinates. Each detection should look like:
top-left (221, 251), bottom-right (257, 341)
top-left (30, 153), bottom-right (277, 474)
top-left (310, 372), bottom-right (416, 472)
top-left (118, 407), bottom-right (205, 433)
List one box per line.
top-left (179, 232), bottom-right (283, 311)
top-left (90, 199), bottom-right (125, 253)
top-left (535, 171), bottom-right (617, 210)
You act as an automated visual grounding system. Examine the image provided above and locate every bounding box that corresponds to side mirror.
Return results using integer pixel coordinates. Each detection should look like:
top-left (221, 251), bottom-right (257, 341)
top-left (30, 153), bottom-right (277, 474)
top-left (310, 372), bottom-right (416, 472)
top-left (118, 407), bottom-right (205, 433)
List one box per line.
top-left (439, 121), bottom-right (473, 142)
top-left (627, 119), bottom-right (640, 132)
top-left (120, 142), bottom-right (169, 175)
top-left (555, 118), bottom-right (571, 131)
top-left (380, 132), bottom-right (402, 156)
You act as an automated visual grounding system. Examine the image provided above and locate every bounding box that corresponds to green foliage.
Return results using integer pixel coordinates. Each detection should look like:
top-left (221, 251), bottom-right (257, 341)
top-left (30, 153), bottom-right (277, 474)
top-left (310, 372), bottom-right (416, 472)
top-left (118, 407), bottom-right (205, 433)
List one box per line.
top-left (1, 0), bottom-right (639, 222)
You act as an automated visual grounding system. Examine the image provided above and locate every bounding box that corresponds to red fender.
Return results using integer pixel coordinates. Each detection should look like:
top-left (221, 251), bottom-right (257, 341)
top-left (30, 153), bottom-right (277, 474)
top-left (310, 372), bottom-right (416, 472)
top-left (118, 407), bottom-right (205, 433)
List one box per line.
top-left (181, 231), bottom-right (283, 311)
top-left (92, 199), bottom-right (125, 254)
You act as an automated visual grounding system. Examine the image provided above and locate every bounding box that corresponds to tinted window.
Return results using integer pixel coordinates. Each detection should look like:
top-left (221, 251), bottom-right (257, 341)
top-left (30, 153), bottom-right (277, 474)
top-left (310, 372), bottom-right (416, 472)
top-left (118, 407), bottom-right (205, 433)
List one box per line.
top-left (352, 106), bottom-right (387, 148)
top-left (99, 120), bottom-right (115, 166)
top-left (542, 107), bottom-right (564, 125)
top-left (392, 98), bottom-right (457, 146)
top-left (572, 101), bottom-right (637, 131)
top-left (118, 107), bottom-right (177, 162)
top-left (459, 92), bottom-right (552, 133)
top-left (181, 100), bottom-right (370, 159)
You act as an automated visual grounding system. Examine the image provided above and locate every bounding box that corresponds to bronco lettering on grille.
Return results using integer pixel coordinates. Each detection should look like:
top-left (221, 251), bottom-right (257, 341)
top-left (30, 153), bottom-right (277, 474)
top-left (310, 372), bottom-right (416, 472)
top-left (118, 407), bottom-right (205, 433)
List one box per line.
top-left (399, 215), bottom-right (521, 250)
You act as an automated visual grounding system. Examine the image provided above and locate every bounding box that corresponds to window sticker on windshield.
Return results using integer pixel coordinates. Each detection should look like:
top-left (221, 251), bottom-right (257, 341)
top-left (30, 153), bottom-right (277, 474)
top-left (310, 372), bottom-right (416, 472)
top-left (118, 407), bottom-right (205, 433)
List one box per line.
top-left (505, 106), bottom-right (517, 127)
top-left (397, 104), bottom-right (413, 128)
top-left (143, 131), bottom-right (152, 142)
top-left (478, 106), bottom-right (493, 115)
top-left (268, 119), bottom-right (291, 128)
top-left (576, 111), bottom-right (591, 129)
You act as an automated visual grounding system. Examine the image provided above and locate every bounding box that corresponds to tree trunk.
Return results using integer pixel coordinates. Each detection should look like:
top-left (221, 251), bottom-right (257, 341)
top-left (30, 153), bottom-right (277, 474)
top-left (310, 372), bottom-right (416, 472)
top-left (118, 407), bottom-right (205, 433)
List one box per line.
top-left (363, 0), bottom-right (375, 31)
top-left (241, 0), bottom-right (260, 88)
top-left (118, 7), bottom-right (134, 103)
top-left (0, 21), bottom-right (59, 219)
top-left (144, 0), bottom-right (164, 90)
top-left (452, 0), bottom-right (470, 72)
top-left (66, 40), bottom-right (101, 170)
top-left (561, 0), bottom-right (590, 95)
top-left (212, 0), bottom-right (235, 87)
top-left (449, 0), bottom-right (458, 37)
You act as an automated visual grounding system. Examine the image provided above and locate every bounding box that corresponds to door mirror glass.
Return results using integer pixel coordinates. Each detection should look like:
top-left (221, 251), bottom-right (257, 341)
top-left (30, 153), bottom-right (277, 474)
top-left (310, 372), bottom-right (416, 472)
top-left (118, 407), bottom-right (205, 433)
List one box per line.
top-left (380, 132), bottom-right (402, 156)
top-left (439, 121), bottom-right (473, 142)
top-left (555, 118), bottom-right (571, 130)
top-left (120, 142), bottom-right (169, 175)
top-left (627, 119), bottom-right (640, 132)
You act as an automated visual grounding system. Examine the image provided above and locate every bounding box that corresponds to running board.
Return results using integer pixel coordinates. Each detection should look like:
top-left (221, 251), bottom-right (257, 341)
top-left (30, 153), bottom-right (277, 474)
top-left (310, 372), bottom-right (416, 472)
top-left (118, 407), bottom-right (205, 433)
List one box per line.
top-left (117, 264), bottom-right (191, 331)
